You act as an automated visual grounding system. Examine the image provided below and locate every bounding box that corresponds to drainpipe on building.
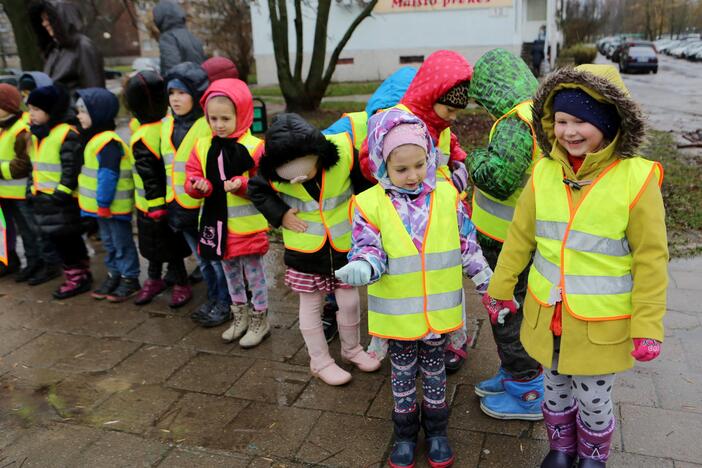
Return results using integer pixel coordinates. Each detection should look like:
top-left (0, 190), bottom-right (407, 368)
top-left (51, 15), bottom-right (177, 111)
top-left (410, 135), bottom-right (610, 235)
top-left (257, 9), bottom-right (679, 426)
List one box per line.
top-left (545, 0), bottom-right (558, 70)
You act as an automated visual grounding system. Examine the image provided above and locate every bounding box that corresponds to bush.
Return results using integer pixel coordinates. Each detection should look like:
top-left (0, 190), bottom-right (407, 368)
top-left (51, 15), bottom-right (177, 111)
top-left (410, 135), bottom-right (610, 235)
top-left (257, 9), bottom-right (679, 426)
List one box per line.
top-left (560, 44), bottom-right (597, 65)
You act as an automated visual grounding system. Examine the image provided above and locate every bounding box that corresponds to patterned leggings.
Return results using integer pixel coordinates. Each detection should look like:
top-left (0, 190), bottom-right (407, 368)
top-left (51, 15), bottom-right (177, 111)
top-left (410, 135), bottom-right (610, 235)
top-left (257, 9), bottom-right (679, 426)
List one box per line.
top-left (544, 346), bottom-right (616, 431)
top-left (222, 254), bottom-right (268, 312)
top-left (389, 337), bottom-right (447, 413)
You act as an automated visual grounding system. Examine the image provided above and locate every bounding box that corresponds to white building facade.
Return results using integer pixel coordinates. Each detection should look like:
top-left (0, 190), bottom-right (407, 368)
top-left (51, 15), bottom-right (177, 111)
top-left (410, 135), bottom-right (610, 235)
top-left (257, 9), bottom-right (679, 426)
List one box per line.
top-left (250, 0), bottom-right (558, 85)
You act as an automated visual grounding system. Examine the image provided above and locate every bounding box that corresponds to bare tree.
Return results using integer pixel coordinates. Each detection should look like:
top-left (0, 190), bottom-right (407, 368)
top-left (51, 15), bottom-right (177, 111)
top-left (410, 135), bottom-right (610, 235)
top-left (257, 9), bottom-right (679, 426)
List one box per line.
top-left (268, 0), bottom-right (379, 111)
top-left (0, 0), bottom-right (43, 70)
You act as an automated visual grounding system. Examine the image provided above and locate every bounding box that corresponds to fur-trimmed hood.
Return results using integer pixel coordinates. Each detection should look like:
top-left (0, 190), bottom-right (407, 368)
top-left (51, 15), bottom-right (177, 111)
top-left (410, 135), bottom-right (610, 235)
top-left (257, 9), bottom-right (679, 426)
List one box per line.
top-left (259, 113), bottom-right (340, 182)
top-left (533, 64), bottom-right (645, 159)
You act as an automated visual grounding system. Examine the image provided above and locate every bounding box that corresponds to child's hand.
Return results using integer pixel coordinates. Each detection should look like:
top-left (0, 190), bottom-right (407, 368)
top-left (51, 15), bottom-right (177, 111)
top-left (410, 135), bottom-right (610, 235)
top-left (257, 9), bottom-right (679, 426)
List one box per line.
top-left (282, 208), bottom-right (307, 233)
top-left (191, 178), bottom-right (210, 193)
top-left (481, 293), bottom-right (518, 325)
top-left (223, 178), bottom-right (242, 193)
top-left (334, 261), bottom-right (372, 286)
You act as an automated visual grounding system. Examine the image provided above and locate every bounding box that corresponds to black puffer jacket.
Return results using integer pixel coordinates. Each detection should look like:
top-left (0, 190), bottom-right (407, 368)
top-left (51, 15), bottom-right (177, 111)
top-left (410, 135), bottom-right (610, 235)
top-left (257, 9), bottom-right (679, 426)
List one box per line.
top-left (153, 1), bottom-right (206, 75)
top-left (29, 0), bottom-right (105, 93)
top-left (163, 62), bottom-right (209, 231)
top-left (250, 113), bottom-right (371, 275)
top-left (30, 87), bottom-right (84, 236)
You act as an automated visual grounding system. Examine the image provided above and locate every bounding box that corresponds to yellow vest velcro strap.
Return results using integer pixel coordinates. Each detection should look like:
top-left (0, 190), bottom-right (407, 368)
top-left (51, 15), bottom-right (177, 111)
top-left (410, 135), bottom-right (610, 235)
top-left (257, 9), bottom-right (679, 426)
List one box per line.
top-left (78, 187), bottom-right (133, 200)
top-left (56, 184), bottom-right (73, 195)
top-left (1, 162), bottom-right (11, 180)
top-left (80, 167), bottom-right (132, 179)
top-left (228, 204), bottom-right (261, 218)
top-left (536, 220), bottom-right (631, 257)
top-left (474, 190), bottom-right (515, 221)
top-left (369, 289), bottom-right (462, 316)
top-left (147, 197), bottom-right (166, 208)
top-left (388, 249), bottom-right (461, 275)
top-left (534, 251), bottom-right (632, 296)
top-left (35, 162), bottom-right (62, 172)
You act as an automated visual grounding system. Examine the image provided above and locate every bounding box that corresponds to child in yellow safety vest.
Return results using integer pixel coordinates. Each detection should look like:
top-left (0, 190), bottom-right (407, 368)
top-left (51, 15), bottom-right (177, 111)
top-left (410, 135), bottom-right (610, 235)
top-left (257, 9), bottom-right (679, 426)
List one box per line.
top-left (76, 88), bottom-right (140, 302)
top-left (485, 65), bottom-right (668, 467)
top-left (250, 113), bottom-right (379, 386)
top-left (27, 84), bottom-right (92, 299)
top-left (184, 78), bottom-right (271, 343)
top-left (0, 83), bottom-right (34, 278)
top-left (336, 108), bottom-right (492, 468)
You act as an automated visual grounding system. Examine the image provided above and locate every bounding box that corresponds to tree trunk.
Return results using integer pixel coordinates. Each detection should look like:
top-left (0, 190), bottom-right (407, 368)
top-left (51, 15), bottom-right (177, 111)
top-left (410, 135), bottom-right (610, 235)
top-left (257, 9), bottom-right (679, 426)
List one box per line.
top-left (1, 0), bottom-right (43, 70)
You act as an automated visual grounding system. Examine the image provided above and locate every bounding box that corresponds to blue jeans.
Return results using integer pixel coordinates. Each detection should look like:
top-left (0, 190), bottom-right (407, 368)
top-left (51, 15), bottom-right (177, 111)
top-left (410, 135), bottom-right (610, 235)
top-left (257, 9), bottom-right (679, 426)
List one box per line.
top-left (183, 228), bottom-right (229, 303)
top-left (98, 218), bottom-right (140, 278)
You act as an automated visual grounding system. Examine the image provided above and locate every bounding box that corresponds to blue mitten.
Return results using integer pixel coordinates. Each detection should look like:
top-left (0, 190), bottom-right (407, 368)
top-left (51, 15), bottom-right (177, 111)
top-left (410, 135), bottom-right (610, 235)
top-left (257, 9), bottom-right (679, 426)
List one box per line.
top-left (334, 261), bottom-right (372, 286)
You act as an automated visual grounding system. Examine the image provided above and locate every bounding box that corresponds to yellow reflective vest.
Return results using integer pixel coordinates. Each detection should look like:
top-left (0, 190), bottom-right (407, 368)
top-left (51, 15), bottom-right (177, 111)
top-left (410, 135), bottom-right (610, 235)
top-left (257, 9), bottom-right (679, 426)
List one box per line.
top-left (129, 121), bottom-right (163, 213)
top-left (78, 131), bottom-right (135, 215)
top-left (129, 118), bottom-right (140, 134)
top-left (528, 156), bottom-right (663, 321)
top-left (271, 133), bottom-right (354, 253)
top-left (161, 115), bottom-right (212, 209)
top-left (32, 123), bottom-right (78, 196)
top-left (0, 118), bottom-right (31, 199)
top-left (393, 103), bottom-right (452, 182)
top-left (193, 131), bottom-right (268, 235)
top-left (342, 111), bottom-right (368, 151)
top-left (354, 182), bottom-right (464, 340)
top-left (471, 100), bottom-right (538, 243)
top-left (0, 205), bottom-right (7, 265)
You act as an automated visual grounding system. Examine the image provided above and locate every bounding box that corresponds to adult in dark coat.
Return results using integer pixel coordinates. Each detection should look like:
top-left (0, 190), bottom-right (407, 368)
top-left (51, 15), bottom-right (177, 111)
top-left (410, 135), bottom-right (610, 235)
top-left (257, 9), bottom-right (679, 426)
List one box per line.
top-left (153, 1), bottom-right (206, 75)
top-left (29, 0), bottom-right (105, 93)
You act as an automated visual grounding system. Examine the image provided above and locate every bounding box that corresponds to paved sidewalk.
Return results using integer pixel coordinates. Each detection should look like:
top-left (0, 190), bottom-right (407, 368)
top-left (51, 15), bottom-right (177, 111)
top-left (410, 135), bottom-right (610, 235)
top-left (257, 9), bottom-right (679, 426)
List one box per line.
top-left (0, 242), bottom-right (700, 467)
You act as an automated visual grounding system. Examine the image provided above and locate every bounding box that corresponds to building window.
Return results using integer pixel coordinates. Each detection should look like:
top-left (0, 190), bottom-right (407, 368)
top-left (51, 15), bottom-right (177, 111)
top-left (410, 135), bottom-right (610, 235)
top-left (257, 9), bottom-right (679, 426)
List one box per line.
top-left (337, 57), bottom-right (354, 65)
top-left (399, 55), bottom-right (424, 64)
top-left (527, 0), bottom-right (547, 21)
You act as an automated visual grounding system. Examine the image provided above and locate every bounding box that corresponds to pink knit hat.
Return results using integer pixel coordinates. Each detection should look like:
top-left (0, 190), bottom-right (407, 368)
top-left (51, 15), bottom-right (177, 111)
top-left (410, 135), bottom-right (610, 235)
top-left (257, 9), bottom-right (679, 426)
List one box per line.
top-left (382, 123), bottom-right (428, 160)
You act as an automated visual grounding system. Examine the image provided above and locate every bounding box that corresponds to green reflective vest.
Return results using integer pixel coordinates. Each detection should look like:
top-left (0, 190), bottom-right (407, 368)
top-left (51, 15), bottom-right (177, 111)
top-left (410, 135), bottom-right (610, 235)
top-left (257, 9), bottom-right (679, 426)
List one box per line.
top-left (0, 118), bottom-right (31, 199)
top-left (193, 131), bottom-right (268, 235)
top-left (271, 133), bottom-right (354, 253)
top-left (354, 182), bottom-right (464, 340)
top-left (161, 115), bottom-right (212, 209)
top-left (78, 131), bottom-right (135, 215)
top-left (32, 123), bottom-right (77, 196)
top-left (343, 111), bottom-right (369, 151)
top-left (129, 121), bottom-right (163, 213)
top-left (471, 100), bottom-right (538, 243)
top-left (528, 156), bottom-right (663, 321)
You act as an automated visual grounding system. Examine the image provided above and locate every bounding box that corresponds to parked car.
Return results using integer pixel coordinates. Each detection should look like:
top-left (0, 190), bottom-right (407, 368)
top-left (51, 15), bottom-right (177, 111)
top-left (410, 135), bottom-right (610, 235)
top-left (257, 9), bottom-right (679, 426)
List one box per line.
top-left (680, 41), bottom-right (702, 59)
top-left (669, 39), bottom-right (700, 57)
top-left (658, 40), bottom-right (681, 54)
top-left (612, 40), bottom-right (655, 63)
top-left (620, 46), bottom-right (658, 73)
top-left (597, 37), bottom-right (615, 55)
top-left (605, 38), bottom-right (622, 59)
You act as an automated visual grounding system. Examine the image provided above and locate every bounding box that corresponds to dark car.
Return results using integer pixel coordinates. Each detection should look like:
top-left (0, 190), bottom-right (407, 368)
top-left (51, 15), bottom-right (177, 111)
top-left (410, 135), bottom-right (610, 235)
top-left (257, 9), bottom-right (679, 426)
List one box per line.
top-left (619, 45), bottom-right (658, 74)
top-left (612, 40), bottom-right (655, 63)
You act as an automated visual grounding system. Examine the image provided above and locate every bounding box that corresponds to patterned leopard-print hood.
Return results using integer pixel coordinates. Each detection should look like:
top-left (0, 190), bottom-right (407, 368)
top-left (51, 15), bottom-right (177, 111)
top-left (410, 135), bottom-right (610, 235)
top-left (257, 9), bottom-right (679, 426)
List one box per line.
top-left (532, 64), bottom-right (646, 159)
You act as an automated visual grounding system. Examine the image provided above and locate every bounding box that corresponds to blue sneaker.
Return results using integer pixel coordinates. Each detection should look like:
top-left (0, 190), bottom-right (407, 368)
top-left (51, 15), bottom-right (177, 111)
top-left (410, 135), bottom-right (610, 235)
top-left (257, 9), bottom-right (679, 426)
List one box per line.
top-left (479, 372), bottom-right (544, 421)
top-left (474, 367), bottom-right (510, 397)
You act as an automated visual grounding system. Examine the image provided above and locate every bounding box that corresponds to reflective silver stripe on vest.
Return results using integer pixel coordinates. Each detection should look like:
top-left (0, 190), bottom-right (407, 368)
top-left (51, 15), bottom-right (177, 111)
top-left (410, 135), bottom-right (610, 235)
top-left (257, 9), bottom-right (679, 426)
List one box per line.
top-left (81, 167), bottom-right (132, 178)
top-left (163, 153), bottom-right (174, 167)
top-left (173, 161), bottom-right (187, 172)
top-left (302, 219), bottom-right (351, 239)
top-left (35, 163), bottom-right (62, 172)
top-left (174, 185), bottom-right (187, 195)
top-left (437, 152), bottom-right (449, 167)
top-left (388, 249), bottom-right (461, 275)
top-left (536, 221), bottom-right (631, 257)
top-left (533, 250), bottom-right (632, 295)
top-left (136, 187), bottom-right (145, 198)
top-left (321, 187), bottom-right (352, 210)
top-left (36, 182), bottom-right (57, 192)
top-left (369, 289), bottom-right (462, 315)
top-left (79, 187), bottom-right (133, 200)
top-left (228, 204), bottom-right (261, 218)
top-left (0, 178), bottom-right (27, 186)
top-left (474, 190), bottom-right (515, 221)
top-left (280, 193), bottom-right (319, 213)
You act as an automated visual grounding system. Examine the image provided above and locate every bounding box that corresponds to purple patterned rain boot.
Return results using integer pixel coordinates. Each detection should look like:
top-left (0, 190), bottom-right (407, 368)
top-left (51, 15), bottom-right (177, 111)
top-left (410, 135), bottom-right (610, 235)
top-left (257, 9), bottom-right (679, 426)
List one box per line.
top-left (576, 413), bottom-right (615, 468)
top-left (540, 403), bottom-right (577, 468)
top-left (53, 266), bottom-right (93, 300)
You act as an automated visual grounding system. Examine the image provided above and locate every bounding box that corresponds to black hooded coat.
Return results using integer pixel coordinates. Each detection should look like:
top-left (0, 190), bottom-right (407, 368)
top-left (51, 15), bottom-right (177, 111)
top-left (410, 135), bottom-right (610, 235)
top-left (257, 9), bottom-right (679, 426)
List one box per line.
top-left (153, 1), bottom-right (206, 75)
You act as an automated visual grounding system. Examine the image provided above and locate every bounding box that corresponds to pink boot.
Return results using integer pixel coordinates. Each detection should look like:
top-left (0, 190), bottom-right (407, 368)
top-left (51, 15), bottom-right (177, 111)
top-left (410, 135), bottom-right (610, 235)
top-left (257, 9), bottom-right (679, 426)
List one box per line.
top-left (301, 326), bottom-right (351, 386)
top-left (338, 323), bottom-right (381, 372)
top-left (169, 284), bottom-right (192, 308)
top-left (134, 278), bottom-right (166, 306)
top-left (53, 267), bottom-right (92, 300)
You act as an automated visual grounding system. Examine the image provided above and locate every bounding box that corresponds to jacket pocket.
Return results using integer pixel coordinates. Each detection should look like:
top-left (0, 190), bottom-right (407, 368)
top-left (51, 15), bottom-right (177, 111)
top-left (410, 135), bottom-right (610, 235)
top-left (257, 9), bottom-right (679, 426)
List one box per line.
top-left (587, 319), bottom-right (630, 345)
top-left (522, 294), bottom-right (541, 329)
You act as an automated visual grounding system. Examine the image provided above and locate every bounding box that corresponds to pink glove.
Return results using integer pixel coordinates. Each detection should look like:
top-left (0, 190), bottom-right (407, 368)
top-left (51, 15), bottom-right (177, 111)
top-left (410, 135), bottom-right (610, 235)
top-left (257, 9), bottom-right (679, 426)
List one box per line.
top-left (631, 338), bottom-right (661, 362)
top-left (481, 294), bottom-right (518, 325)
top-left (97, 207), bottom-right (112, 218)
top-left (147, 209), bottom-right (168, 220)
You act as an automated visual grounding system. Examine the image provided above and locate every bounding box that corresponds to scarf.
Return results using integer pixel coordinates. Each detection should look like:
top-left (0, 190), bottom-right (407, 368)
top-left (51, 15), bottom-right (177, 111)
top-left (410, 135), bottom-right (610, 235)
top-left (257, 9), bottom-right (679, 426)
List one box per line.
top-left (198, 135), bottom-right (254, 260)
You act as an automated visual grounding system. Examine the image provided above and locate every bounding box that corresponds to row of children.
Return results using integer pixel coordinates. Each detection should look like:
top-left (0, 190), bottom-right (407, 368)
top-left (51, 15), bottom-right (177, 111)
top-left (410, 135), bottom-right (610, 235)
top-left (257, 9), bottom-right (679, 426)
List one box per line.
top-left (0, 47), bottom-right (667, 468)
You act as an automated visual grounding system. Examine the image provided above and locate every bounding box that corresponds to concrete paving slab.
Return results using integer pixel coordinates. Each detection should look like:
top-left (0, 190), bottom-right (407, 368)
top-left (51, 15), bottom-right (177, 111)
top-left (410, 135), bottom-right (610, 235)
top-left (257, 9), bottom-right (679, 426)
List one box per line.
top-left (449, 384), bottom-right (532, 437)
top-left (652, 370), bottom-right (702, 414)
top-left (73, 430), bottom-right (169, 467)
top-left (621, 404), bottom-right (702, 463)
top-left (166, 353), bottom-right (252, 395)
top-left (126, 314), bottom-right (198, 346)
top-left (112, 344), bottom-right (194, 385)
top-left (0, 423), bottom-right (102, 467)
top-left (1, 332), bottom-right (95, 371)
top-left (0, 328), bottom-right (43, 357)
top-left (294, 371), bottom-right (384, 416)
top-left (679, 328), bottom-right (702, 373)
top-left (478, 433), bottom-right (548, 467)
top-left (225, 360), bottom-right (311, 406)
top-left (247, 456), bottom-right (307, 467)
top-left (156, 447), bottom-right (250, 467)
top-left (52, 373), bottom-right (125, 419)
top-left (607, 451), bottom-right (675, 467)
top-left (53, 337), bottom-right (141, 373)
top-left (614, 369), bottom-right (659, 407)
top-left (178, 325), bottom-right (242, 354)
top-left (667, 288), bottom-right (702, 314)
top-left (228, 328), bottom-right (305, 363)
top-left (664, 310), bottom-right (701, 331)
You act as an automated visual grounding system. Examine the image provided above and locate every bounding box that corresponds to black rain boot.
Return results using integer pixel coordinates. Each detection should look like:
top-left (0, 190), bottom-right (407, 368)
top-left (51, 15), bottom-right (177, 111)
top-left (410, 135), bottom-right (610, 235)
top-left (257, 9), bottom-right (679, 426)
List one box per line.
top-left (0, 251), bottom-right (20, 277)
top-left (388, 407), bottom-right (420, 468)
top-left (421, 403), bottom-right (455, 468)
top-left (15, 260), bottom-right (43, 283)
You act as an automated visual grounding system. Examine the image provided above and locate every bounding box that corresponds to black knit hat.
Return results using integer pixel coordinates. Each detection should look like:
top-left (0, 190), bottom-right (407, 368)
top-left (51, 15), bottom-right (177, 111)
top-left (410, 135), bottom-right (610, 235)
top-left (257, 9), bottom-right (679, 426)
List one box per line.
top-left (553, 88), bottom-right (621, 141)
top-left (436, 81), bottom-right (470, 109)
top-left (26, 85), bottom-right (71, 117)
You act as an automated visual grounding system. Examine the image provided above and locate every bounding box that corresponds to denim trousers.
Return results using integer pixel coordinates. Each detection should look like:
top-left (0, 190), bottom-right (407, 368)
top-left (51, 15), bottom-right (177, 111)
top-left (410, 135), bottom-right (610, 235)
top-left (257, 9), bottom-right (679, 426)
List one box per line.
top-left (182, 227), bottom-right (229, 303)
top-left (97, 217), bottom-right (140, 279)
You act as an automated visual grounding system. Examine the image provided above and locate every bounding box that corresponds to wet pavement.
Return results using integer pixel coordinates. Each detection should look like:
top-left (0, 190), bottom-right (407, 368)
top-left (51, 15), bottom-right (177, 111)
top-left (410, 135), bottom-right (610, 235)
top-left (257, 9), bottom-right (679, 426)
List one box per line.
top-left (1, 238), bottom-right (701, 467)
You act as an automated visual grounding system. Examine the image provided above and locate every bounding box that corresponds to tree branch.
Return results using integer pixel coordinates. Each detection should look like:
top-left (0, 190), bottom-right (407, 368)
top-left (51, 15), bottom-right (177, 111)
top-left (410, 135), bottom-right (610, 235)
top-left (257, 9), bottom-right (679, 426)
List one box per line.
top-left (305, 0), bottom-right (331, 86)
top-left (268, 0), bottom-right (293, 83)
top-left (293, 0), bottom-right (303, 81)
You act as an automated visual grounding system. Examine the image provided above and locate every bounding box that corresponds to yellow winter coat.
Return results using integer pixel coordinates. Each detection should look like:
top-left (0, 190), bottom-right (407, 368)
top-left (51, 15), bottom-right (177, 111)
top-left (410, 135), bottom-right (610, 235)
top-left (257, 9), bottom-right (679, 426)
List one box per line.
top-left (487, 64), bottom-right (668, 376)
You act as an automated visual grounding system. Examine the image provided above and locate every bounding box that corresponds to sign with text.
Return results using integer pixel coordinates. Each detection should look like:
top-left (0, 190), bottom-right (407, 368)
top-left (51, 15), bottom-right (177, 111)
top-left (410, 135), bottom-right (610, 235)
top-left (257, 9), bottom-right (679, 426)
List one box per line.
top-left (374, 0), bottom-right (512, 14)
